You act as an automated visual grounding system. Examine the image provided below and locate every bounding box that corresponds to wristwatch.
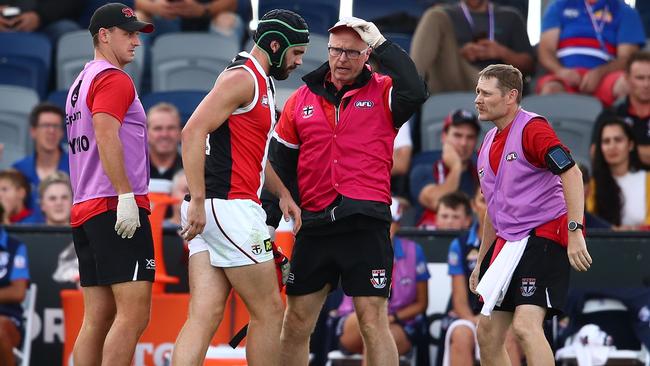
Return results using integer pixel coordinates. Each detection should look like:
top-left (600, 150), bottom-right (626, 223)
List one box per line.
top-left (568, 220), bottom-right (584, 232)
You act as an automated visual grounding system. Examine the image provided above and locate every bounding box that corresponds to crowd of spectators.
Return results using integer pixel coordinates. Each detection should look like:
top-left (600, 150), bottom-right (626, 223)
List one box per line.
top-left (2, 0), bottom-right (650, 365)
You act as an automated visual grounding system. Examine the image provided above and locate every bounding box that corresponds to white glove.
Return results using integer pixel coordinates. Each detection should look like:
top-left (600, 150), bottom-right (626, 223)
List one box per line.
top-left (346, 18), bottom-right (385, 48)
top-left (115, 192), bottom-right (140, 239)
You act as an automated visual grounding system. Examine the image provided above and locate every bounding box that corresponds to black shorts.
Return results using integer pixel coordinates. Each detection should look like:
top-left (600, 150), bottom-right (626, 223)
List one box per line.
top-left (286, 215), bottom-right (393, 297)
top-left (479, 233), bottom-right (570, 318)
top-left (72, 208), bottom-right (156, 287)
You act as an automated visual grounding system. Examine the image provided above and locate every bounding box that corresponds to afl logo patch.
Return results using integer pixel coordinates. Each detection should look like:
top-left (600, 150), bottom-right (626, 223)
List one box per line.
top-left (302, 105), bottom-right (314, 118)
top-left (355, 100), bottom-right (374, 108)
top-left (261, 94), bottom-right (269, 107)
top-left (505, 152), bottom-right (518, 161)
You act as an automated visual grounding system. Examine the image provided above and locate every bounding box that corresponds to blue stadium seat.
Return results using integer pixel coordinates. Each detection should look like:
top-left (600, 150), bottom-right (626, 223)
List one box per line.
top-left (352, 0), bottom-right (427, 22)
top-left (0, 32), bottom-right (51, 99)
top-left (141, 91), bottom-right (207, 126)
top-left (0, 85), bottom-right (40, 170)
top-left (258, 0), bottom-right (340, 35)
top-left (151, 32), bottom-right (239, 92)
top-left (79, 0), bottom-right (135, 28)
top-left (46, 90), bottom-right (68, 111)
top-left (384, 32), bottom-right (413, 52)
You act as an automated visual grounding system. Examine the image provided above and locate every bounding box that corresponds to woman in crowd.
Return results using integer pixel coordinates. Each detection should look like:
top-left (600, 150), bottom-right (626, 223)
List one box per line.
top-left (589, 118), bottom-right (650, 229)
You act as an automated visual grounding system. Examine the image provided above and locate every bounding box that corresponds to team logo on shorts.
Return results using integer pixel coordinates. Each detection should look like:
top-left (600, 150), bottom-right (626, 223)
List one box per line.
top-left (520, 277), bottom-right (536, 297)
top-left (302, 105), bottom-right (314, 118)
top-left (251, 243), bottom-right (262, 255)
top-left (505, 152), bottom-right (518, 162)
top-left (370, 269), bottom-right (387, 289)
top-left (264, 239), bottom-right (272, 252)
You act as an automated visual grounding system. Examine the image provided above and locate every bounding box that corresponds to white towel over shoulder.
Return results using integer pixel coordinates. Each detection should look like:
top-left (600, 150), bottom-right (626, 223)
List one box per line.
top-left (476, 236), bottom-right (529, 316)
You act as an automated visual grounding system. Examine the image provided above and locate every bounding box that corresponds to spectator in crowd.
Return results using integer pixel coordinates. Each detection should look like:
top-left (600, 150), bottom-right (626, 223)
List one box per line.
top-left (37, 171), bottom-right (72, 226)
top-left (0, 212), bottom-right (30, 366)
top-left (164, 169), bottom-right (187, 228)
top-left (135, 0), bottom-right (243, 41)
top-left (147, 102), bottom-right (183, 193)
top-left (578, 163), bottom-right (611, 229)
top-left (410, 109), bottom-right (480, 229)
top-left (537, 0), bottom-right (646, 106)
top-left (591, 51), bottom-right (650, 167)
top-left (0, 170), bottom-right (35, 224)
top-left (335, 198), bottom-right (430, 358)
top-left (444, 189), bottom-right (521, 366)
top-left (588, 118), bottom-right (650, 230)
top-left (436, 191), bottom-right (474, 231)
top-left (12, 103), bottom-right (69, 222)
top-left (0, 0), bottom-right (81, 43)
top-left (410, 0), bottom-right (534, 94)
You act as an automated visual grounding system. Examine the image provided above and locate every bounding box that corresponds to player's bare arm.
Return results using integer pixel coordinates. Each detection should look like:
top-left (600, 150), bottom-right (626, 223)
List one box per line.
top-left (180, 69), bottom-right (255, 240)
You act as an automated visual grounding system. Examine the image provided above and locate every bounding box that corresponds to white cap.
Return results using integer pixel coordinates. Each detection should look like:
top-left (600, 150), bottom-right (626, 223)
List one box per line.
top-left (328, 16), bottom-right (364, 33)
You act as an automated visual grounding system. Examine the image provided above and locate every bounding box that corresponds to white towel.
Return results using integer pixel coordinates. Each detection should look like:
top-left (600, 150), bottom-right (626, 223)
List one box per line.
top-left (476, 236), bottom-right (529, 316)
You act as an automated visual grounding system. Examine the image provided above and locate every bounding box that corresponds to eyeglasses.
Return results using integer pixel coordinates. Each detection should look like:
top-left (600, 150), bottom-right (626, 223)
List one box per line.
top-left (36, 123), bottom-right (63, 130)
top-left (327, 46), bottom-right (370, 60)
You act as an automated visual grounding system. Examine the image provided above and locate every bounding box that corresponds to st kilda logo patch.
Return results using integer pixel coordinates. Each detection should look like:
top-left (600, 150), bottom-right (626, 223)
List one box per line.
top-left (370, 269), bottom-right (387, 289)
top-left (302, 105), bottom-right (314, 118)
top-left (520, 277), bottom-right (536, 297)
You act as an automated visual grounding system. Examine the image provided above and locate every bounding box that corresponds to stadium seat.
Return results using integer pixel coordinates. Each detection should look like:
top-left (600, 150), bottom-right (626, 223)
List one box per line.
top-left (384, 32), bottom-right (413, 52)
top-left (46, 90), bottom-right (68, 111)
top-left (151, 32), bottom-right (240, 92)
top-left (56, 30), bottom-right (145, 91)
top-left (352, 0), bottom-right (426, 23)
top-left (420, 92), bottom-right (482, 151)
top-left (0, 32), bottom-right (51, 99)
top-left (78, 0), bottom-right (135, 28)
top-left (521, 93), bottom-right (602, 167)
top-left (13, 284), bottom-right (37, 366)
top-left (0, 85), bottom-right (40, 170)
top-left (257, 0), bottom-right (339, 36)
top-left (141, 91), bottom-right (207, 126)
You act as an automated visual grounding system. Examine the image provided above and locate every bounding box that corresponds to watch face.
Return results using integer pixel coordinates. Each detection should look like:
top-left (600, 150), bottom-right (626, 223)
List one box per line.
top-left (568, 221), bottom-right (577, 231)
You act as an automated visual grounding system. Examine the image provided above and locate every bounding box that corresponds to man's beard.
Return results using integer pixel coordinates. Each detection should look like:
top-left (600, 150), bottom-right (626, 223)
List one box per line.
top-left (274, 65), bottom-right (297, 80)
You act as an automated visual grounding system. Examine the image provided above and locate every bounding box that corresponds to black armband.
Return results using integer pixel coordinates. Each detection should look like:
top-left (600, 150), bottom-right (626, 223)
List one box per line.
top-left (545, 145), bottom-right (575, 175)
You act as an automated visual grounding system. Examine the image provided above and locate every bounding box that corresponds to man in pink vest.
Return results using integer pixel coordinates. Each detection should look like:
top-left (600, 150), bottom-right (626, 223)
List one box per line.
top-left (65, 3), bottom-right (154, 365)
top-left (270, 17), bottom-right (427, 366)
top-left (469, 64), bottom-right (592, 366)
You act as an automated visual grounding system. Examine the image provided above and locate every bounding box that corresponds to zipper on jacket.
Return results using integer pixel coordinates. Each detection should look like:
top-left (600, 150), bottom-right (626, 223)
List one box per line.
top-left (335, 105), bottom-right (340, 125)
